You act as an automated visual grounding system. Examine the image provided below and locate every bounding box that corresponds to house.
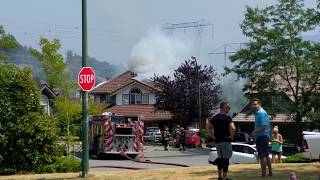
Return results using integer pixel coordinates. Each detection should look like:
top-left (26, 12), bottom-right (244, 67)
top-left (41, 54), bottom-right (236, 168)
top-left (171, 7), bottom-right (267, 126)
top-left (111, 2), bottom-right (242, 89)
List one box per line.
top-left (91, 71), bottom-right (173, 129)
top-left (40, 84), bottom-right (57, 115)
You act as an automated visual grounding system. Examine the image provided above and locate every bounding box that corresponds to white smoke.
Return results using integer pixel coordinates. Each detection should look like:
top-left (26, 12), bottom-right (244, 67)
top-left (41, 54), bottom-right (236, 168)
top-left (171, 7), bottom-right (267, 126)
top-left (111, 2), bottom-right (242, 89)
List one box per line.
top-left (128, 27), bottom-right (194, 78)
top-left (221, 74), bottom-right (248, 115)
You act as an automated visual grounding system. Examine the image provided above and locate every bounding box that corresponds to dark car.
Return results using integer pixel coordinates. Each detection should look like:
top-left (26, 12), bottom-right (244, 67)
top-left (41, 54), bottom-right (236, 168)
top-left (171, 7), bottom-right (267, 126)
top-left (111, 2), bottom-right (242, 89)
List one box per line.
top-left (233, 132), bottom-right (254, 144)
top-left (281, 140), bottom-right (303, 156)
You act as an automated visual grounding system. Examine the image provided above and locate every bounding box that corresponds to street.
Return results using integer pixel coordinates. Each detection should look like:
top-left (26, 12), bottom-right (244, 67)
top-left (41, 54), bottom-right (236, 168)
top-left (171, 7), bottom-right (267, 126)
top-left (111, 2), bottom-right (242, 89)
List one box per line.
top-left (87, 147), bottom-right (211, 172)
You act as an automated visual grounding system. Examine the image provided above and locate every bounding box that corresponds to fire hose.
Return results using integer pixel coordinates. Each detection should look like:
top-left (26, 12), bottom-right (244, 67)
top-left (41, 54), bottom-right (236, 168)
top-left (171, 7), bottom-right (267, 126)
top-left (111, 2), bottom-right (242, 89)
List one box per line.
top-left (90, 165), bottom-right (145, 170)
top-left (120, 148), bottom-right (190, 167)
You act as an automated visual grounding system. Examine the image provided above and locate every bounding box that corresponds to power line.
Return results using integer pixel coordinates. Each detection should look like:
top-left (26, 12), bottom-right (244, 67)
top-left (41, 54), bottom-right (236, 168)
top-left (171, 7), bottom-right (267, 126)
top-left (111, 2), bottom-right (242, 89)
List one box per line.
top-left (163, 19), bottom-right (214, 40)
top-left (208, 42), bottom-right (248, 67)
top-left (163, 20), bottom-right (214, 56)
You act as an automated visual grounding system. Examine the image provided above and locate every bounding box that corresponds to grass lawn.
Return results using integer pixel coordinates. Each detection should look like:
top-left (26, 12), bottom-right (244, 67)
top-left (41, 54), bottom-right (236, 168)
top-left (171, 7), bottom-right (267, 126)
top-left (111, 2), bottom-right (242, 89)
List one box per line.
top-left (0, 163), bottom-right (319, 180)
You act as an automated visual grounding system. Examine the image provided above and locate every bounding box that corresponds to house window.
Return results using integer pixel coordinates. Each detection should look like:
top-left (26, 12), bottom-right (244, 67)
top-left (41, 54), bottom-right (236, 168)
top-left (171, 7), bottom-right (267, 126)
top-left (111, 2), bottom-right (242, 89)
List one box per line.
top-left (122, 94), bottom-right (129, 105)
top-left (100, 95), bottom-right (106, 104)
top-left (142, 93), bottom-right (149, 104)
top-left (130, 88), bottom-right (142, 104)
top-left (106, 95), bottom-right (112, 104)
top-left (40, 95), bottom-right (50, 115)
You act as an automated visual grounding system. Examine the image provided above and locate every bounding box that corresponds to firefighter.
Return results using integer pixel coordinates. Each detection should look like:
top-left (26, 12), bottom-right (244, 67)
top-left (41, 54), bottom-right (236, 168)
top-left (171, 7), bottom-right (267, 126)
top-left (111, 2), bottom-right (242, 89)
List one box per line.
top-left (178, 127), bottom-right (186, 151)
top-left (163, 126), bottom-right (172, 151)
top-left (173, 124), bottom-right (181, 139)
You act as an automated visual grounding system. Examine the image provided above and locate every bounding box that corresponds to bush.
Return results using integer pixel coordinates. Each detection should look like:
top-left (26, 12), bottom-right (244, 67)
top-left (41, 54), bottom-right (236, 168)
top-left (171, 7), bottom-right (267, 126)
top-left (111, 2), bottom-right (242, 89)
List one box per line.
top-left (283, 153), bottom-right (307, 163)
top-left (34, 156), bottom-right (80, 174)
top-left (0, 64), bottom-right (62, 172)
top-left (0, 167), bottom-right (16, 175)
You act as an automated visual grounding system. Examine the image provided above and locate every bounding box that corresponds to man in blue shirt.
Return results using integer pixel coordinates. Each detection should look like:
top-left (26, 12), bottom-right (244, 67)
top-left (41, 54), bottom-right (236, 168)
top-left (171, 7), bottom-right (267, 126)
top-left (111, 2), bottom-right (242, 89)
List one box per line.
top-left (251, 98), bottom-right (272, 177)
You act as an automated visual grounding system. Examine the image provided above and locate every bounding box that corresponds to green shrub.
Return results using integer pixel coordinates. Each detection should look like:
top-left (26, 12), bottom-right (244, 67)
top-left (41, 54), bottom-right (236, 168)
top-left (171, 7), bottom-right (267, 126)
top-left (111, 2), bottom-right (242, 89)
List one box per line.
top-left (54, 156), bottom-right (81, 173)
top-left (33, 156), bottom-right (80, 174)
top-left (283, 153), bottom-right (307, 163)
top-left (0, 64), bottom-right (63, 172)
top-left (0, 167), bottom-right (16, 175)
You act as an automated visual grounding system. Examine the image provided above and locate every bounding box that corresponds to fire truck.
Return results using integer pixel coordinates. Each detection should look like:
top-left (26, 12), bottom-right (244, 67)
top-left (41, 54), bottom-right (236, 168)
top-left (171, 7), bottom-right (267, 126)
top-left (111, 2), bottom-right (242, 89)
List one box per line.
top-left (89, 112), bottom-right (144, 158)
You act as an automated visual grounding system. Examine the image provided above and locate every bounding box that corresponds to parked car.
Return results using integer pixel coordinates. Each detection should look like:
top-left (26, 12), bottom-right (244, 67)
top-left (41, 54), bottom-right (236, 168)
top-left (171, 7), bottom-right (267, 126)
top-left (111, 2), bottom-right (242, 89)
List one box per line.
top-left (209, 143), bottom-right (286, 164)
top-left (303, 131), bottom-right (320, 160)
top-left (233, 132), bottom-right (254, 144)
top-left (176, 129), bottom-right (201, 148)
top-left (144, 127), bottom-right (162, 142)
top-left (282, 140), bottom-right (303, 156)
top-left (206, 132), bottom-right (253, 148)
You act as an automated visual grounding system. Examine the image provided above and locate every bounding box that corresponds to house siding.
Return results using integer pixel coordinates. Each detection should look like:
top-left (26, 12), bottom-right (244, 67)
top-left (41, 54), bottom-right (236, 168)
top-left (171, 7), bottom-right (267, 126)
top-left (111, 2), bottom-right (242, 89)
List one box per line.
top-left (115, 84), bottom-right (156, 105)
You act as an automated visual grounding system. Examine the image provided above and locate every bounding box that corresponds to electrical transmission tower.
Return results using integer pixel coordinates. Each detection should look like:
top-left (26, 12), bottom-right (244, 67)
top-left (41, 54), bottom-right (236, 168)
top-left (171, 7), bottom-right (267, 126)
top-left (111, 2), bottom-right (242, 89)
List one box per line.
top-left (208, 42), bottom-right (248, 66)
top-left (163, 20), bottom-right (214, 48)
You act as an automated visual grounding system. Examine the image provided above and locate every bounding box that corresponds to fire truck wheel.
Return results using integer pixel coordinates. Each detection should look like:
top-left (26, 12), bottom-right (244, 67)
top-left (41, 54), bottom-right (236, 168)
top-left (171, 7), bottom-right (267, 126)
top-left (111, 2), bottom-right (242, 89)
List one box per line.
top-left (128, 154), bottom-right (137, 159)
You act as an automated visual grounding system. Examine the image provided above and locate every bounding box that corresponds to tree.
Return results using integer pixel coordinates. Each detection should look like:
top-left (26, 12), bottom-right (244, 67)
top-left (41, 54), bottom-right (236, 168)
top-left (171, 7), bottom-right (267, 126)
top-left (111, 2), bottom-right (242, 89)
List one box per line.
top-left (153, 57), bottom-right (221, 128)
top-left (0, 64), bottom-right (61, 172)
top-left (30, 38), bottom-right (104, 155)
top-left (0, 26), bottom-right (17, 63)
top-left (30, 38), bottom-right (78, 155)
top-left (30, 38), bottom-right (74, 93)
top-left (226, 0), bottom-right (320, 126)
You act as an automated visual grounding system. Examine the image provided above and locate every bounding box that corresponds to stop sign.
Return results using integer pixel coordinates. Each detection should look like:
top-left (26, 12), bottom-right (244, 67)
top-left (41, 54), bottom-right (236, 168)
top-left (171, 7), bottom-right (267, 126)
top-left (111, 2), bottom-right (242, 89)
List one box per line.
top-left (78, 67), bottom-right (95, 91)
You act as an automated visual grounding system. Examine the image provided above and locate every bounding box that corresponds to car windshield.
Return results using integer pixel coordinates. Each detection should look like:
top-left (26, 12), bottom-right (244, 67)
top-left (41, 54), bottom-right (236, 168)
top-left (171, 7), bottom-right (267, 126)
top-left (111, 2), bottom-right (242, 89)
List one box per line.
top-left (186, 131), bottom-right (196, 135)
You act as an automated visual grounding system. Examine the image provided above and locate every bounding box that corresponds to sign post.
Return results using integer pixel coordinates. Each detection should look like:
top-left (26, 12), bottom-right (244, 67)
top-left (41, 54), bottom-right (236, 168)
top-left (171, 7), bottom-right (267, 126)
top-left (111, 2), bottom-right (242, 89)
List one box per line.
top-left (78, 67), bottom-right (95, 176)
top-left (80, 0), bottom-right (90, 176)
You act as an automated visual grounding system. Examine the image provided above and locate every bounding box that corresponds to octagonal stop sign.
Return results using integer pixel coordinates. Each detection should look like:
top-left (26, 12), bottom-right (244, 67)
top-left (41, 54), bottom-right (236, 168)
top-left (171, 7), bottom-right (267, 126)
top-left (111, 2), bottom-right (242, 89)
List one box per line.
top-left (78, 67), bottom-right (95, 91)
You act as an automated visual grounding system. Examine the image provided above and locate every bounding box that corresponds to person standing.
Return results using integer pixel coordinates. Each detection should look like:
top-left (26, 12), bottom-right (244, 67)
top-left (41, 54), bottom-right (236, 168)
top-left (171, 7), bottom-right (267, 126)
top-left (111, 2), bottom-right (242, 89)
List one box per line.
top-left (206, 102), bottom-right (236, 180)
top-left (271, 126), bottom-right (283, 163)
top-left (162, 126), bottom-right (172, 151)
top-left (173, 124), bottom-right (181, 140)
top-left (178, 127), bottom-right (186, 151)
top-left (251, 98), bottom-right (272, 177)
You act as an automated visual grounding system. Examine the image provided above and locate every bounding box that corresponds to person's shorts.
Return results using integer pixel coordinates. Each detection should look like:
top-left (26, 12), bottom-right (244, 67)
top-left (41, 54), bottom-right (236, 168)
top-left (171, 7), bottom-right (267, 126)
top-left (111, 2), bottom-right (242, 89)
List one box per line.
top-left (272, 151), bottom-right (282, 155)
top-left (256, 135), bottom-right (269, 159)
top-left (215, 142), bottom-right (232, 159)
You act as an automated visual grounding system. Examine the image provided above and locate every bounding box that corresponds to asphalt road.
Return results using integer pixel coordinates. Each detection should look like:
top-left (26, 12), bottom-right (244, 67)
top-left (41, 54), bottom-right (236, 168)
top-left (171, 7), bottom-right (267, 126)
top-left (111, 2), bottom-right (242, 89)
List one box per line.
top-left (87, 147), bottom-right (212, 172)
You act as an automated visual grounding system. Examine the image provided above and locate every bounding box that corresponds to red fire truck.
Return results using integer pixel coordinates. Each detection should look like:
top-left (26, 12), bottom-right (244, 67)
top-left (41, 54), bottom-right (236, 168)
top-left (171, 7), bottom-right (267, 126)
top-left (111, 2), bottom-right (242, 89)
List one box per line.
top-left (89, 113), bottom-right (144, 158)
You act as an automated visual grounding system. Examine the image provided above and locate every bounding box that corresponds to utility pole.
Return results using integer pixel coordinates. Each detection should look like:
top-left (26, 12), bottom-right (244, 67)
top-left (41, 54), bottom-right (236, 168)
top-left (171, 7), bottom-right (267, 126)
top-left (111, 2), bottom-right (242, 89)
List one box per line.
top-left (81, 0), bottom-right (89, 177)
top-left (198, 82), bottom-right (201, 129)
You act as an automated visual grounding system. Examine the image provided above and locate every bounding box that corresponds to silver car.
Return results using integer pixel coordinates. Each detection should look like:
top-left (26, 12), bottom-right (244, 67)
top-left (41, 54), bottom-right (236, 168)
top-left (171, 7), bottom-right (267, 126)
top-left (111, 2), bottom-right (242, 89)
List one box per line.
top-left (144, 127), bottom-right (162, 142)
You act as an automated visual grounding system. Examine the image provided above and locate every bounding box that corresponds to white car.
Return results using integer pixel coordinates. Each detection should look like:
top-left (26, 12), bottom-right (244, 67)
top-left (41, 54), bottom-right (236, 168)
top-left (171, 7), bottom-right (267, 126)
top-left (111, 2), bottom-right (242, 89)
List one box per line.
top-left (303, 131), bottom-right (320, 160)
top-left (208, 143), bottom-right (286, 164)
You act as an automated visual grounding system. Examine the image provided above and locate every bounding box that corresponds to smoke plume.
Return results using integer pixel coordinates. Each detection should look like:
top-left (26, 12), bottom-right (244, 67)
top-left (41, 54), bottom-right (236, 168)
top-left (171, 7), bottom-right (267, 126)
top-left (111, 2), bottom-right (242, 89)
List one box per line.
top-left (221, 74), bottom-right (248, 115)
top-left (128, 27), bottom-right (194, 78)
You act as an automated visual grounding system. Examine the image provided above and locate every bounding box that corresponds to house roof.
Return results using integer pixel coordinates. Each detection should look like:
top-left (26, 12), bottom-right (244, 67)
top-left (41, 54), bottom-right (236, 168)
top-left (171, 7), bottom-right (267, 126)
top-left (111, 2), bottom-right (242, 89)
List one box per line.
top-left (233, 112), bottom-right (295, 123)
top-left (40, 84), bottom-right (57, 98)
top-left (91, 71), bottom-right (159, 94)
top-left (92, 71), bottom-right (136, 93)
top-left (107, 104), bottom-right (172, 121)
top-left (232, 101), bottom-right (295, 123)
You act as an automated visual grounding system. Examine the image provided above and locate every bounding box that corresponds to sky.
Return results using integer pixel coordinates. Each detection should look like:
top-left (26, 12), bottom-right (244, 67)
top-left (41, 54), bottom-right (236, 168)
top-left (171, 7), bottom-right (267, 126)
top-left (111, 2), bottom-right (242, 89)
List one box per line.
top-left (1, 0), bottom-right (318, 72)
top-left (1, 0), bottom-right (318, 113)
top-left (0, 0), bottom-right (279, 70)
